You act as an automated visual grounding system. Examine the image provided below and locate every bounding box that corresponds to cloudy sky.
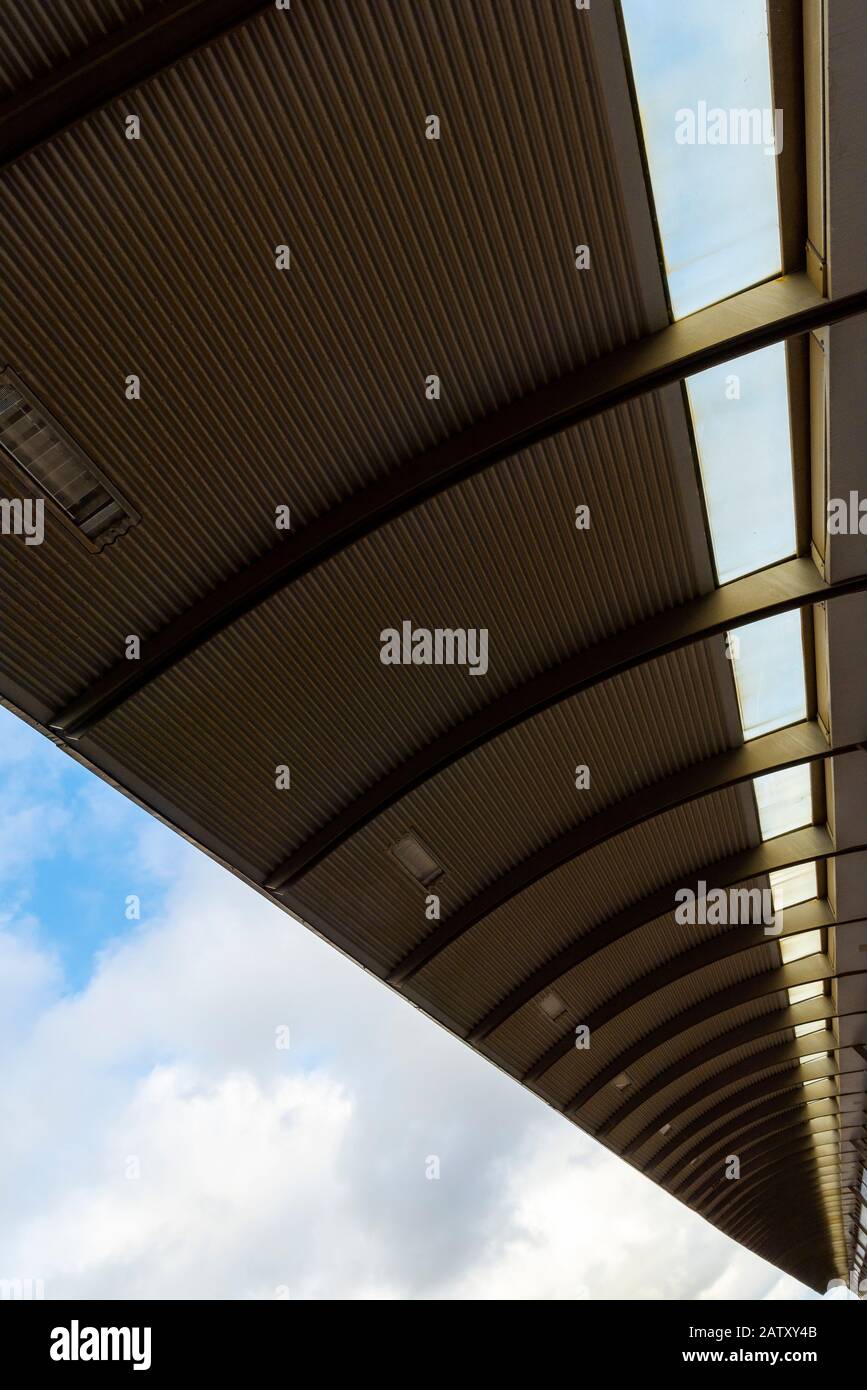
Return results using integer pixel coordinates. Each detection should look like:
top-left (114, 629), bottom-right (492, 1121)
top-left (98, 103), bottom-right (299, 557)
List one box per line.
top-left (0, 703), bottom-right (824, 1301)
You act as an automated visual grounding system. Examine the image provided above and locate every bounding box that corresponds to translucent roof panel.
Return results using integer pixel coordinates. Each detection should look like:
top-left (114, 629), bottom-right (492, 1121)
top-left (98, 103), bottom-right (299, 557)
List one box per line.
top-left (754, 763), bottom-right (813, 840)
top-left (794, 1020), bottom-right (825, 1038)
top-left (729, 611), bottom-right (807, 740)
top-left (686, 343), bottom-right (796, 583)
top-left (770, 862), bottom-right (818, 912)
top-left (780, 928), bottom-right (823, 964)
top-left (620, 0), bottom-right (781, 318)
top-left (788, 980), bottom-right (825, 1005)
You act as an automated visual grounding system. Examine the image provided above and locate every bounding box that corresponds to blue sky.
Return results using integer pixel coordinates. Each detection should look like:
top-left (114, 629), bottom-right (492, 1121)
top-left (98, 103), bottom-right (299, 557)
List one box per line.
top-left (0, 702), bottom-right (831, 1299)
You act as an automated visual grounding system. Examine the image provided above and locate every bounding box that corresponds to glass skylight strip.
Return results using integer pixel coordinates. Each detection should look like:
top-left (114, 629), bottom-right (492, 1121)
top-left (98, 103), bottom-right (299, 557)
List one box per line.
top-left (788, 980), bottom-right (825, 1005)
top-left (770, 862), bottom-right (818, 912)
top-left (794, 1020), bottom-right (825, 1038)
top-left (754, 764), bottom-right (813, 840)
top-left (728, 611), bottom-right (808, 740)
top-left (620, 0), bottom-right (781, 318)
top-left (686, 343), bottom-right (796, 583)
top-left (780, 929), bottom-right (823, 964)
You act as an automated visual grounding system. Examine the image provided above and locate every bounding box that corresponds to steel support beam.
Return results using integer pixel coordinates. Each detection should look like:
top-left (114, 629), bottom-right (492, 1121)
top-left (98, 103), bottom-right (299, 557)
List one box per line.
top-left (49, 281), bottom-right (867, 748)
top-left (390, 720), bottom-right (846, 986)
top-left (691, 1124), bottom-right (855, 1213)
top-left (706, 1148), bottom-right (845, 1233)
top-left (646, 1064), bottom-right (842, 1175)
top-left (659, 1079), bottom-right (851, 1187)
top-left (623, 1028), bottom-right (843, 1156)
top-left (270, 561), bottom-right (867, 891)
top-left (675, 1105), bottom-right (841, 1199)
top-left (0, 0), bottom-right (272, 168)
top-left (597, 1004), bottom-right (867, 1141)
top-left (524, 899), bottom-right (840, 1086)
top-left (472, 826), bottom-right (842, 1050)
top-left (563, 955), bottom-right (846, 1115)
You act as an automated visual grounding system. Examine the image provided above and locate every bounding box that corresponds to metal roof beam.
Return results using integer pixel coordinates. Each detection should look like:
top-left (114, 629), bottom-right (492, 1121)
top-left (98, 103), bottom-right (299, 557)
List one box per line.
top-left (0, 0), bottom-right (271, 168)
top-left (48, 280), bottom-right (867, 748)
top-left (597, 1005), bottom-right (867, 1141)
top-left (522, 901), bottom-right (838, 1096)
top-left (473, 826), bottom-right (845, 1049)
top-left (390, 719), bottom-right (846, 986)
top-left (624, 1028), bottom-right (842, 1156)
top-left (270, 560), bottom-right (867, 891)
top-left (560, 956), bottom-right (860, 1114)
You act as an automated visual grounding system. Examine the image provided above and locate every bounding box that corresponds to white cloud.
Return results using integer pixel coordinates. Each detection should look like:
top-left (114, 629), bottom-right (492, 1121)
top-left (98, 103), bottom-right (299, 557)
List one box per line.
top-left (0, 839), bottom-right (820, 1300)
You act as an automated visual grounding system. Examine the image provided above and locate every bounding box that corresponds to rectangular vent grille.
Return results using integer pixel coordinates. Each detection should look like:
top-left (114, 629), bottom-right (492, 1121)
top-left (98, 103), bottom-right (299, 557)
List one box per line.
top-left (0, 369), bottom-right (139, 550)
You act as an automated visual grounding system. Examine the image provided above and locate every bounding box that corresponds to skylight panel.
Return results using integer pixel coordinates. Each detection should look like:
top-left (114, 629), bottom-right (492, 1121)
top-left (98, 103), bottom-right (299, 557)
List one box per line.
top-left (754, 764), bottom-right (813, 840)
top-left (620, 0), bottom-right (781, 317)
top-left (728, 611), bottom-right (807, 739)
top-left (794, 1020), bottom-right (825, 1038)
top-left (770, 862), bottom-right (818, 912)
top-left (686, 344), bottom-right (796, 583)
top-left (788, 980), bottom-right (825, 1005)
top-left (780, 929), bottom-right (823, 964)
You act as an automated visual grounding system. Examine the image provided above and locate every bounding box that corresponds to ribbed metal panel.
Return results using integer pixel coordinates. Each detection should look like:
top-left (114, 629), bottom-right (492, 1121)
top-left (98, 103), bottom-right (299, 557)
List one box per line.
top-left (535, 938), bottom-right (781, 1111)
top-left (598, 1028), bottom-right (802, 1149)
top-left (287, 642), bottom-right (735, 969)
top-left (0, 0), bottom-right (658, 710)
top-left (415, 789), bottom-right (750, 1040)
top-left (621, 1056), bottom-right (797, 1157)
top-left (0, 0), bottom-right (152, 97)
top-left (560, 988), bottom-right (789, 1133)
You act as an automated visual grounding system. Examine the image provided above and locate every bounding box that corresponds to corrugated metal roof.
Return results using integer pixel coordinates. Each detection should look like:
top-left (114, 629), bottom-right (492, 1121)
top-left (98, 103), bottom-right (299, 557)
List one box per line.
top-left (0, 0), bottom-right (153, 97)
top-left (0, 0), bottom-right (845, 1294)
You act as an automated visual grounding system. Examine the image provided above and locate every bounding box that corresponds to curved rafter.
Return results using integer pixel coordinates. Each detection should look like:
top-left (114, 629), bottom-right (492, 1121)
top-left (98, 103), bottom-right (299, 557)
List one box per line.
top-left (563, 956), bottom-right (842, 1115)
top-left (711, 1157), bottom-right (846, 1240)
top-left (657, 1077), bottom-right (854, 1191)
top-left (729, 1184), bottom-right (850, 1251)
top-left (733, 1200), bottom-right (844, 1256)
top-left (723, 1165), bottom-right (851, 1243)
top-left (49, 282), bottom-right (867, 745)
top-left (689, 1123), bottom-right (853, 1214)
top-left (471, 830), bottom-right (863, 1050)
top-left (644, 1054), bottom-right (867, 1170)
top-left (0, 1), bottom-right (274, 168)
top-left (716, 1145), bottom-right (847, 1229)
top-left (623, 1031), bottom-right (842, 1156)
top-left (597, 1005), bottom-right (867, 1142)
top-left (390, 720), bottom-right (845, 986)
top-left (268, 562), bottom-right (867, 892)
top-left (644, 1063), bottom-right (843, 1175)
top-left (673, 1105), bottom-right (841, 1199)
top-left (668, 1092), bottom-right (840, 1189)
top-left (477, 831), bottom-right (836, 1051)
top-left (525, 898), bottom-right (843, 1088)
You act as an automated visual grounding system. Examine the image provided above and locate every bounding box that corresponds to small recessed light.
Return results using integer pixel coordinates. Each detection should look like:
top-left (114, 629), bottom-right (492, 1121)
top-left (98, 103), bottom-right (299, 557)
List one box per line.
top-left (613, 1072), bottom-right (632, 1091)
top-left (539, 991), bottom-right (567, 1021)
top-left (388, 831), bottom-right (444, 886)
top-left (659, 1123), bottom-right (672, 1136)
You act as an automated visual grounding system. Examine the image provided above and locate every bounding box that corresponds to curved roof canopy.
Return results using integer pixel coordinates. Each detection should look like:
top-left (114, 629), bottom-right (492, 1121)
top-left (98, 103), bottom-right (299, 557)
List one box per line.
top-left (1, 0), bottom-right (866, 1295)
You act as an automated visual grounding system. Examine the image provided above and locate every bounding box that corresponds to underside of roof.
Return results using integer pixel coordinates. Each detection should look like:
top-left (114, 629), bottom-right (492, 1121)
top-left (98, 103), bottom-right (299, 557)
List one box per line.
top-left (1, 0), bottom-right (866, 1295)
